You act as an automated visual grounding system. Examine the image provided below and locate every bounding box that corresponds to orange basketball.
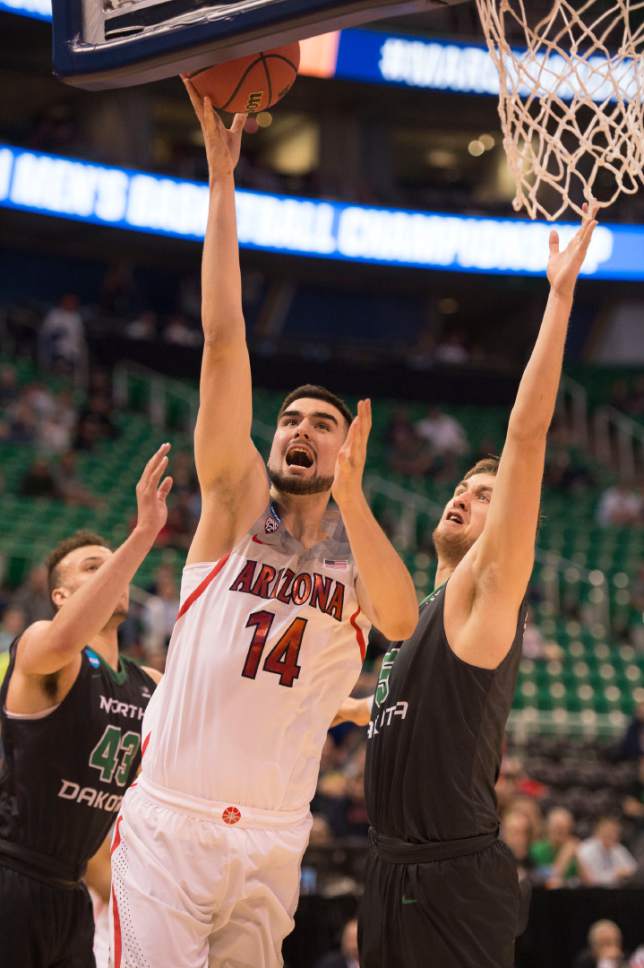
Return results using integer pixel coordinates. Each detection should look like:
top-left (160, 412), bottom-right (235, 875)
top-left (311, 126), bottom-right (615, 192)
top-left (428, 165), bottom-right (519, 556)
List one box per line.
top-left (188, 42), bottom-right (301, 114)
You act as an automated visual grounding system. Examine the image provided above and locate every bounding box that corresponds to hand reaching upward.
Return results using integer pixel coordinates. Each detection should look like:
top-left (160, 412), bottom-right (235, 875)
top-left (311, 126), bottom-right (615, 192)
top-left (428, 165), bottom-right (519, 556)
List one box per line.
top-left (547, 201), bottom-right (599, 299)
top-left (182, 76), bottom-right (247, 182)
top-left (135, 443), bottom-right (173, 540)
top-left (332, 399), bottom-right (372, 510)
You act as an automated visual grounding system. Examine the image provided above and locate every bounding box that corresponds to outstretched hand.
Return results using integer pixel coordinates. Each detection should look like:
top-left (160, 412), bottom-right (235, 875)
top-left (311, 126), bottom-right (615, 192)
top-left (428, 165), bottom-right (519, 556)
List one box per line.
top-left (182, 76), bottom-right (247, 181)
top-left (547, 201), bottom-right (599, 298)
top-left (135, 443), bottom-right (173, 539)
top-left (332, 399), bottom-right (372, 509)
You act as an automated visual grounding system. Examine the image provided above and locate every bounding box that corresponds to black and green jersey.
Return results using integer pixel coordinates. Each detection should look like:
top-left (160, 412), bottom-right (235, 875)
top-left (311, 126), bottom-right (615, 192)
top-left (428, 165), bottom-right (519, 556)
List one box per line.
top-left (0, 642), bottom-right (156, 877)
top-left (365, 583), bottom-right (526, 843)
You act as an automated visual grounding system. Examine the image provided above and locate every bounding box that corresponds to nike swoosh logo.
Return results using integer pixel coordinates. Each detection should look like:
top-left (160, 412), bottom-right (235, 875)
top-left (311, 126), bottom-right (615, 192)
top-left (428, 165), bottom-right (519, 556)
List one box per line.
top-left (252, 535), bottom-right (267, 544)
top-left (402, 897), bottom-right (417, 905)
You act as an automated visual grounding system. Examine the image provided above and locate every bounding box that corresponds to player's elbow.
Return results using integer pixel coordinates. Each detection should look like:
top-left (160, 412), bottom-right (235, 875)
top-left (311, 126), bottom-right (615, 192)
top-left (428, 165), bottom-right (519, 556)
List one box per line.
top-left (378, 609), bottom-right (418, 642)
top-left (507, 410), bottom-right (551, 444)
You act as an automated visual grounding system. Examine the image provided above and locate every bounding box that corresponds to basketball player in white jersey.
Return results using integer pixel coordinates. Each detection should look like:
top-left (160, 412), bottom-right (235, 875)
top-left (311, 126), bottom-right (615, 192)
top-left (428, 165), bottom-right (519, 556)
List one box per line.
top-left (109, 86), bottom-right (419, 968)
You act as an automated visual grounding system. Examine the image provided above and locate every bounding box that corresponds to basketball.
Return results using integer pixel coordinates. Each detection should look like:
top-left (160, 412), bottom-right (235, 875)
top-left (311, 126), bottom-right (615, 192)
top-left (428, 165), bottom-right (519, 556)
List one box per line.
top-left (187, 42), bottom-right (301, 114)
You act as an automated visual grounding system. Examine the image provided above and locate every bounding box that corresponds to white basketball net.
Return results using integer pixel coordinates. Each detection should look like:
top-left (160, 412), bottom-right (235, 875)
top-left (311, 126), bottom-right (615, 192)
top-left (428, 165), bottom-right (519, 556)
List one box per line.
top-left (475, 0), bottom-right (644, 220)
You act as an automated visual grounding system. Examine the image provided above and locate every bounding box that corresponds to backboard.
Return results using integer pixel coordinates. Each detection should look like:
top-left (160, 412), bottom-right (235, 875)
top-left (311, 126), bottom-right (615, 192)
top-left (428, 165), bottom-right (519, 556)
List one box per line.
top-left (52, 0), bottom-right (463, 90)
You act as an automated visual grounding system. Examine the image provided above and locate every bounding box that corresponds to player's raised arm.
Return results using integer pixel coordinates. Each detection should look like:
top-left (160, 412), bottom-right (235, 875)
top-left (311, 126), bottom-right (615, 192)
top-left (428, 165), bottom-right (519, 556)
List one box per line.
top-left (450, 204), bottom-right (599, 669)
top-left (183, 80), bottom-right (267, 564)
top-left (15, 445), bottom-right (173, 677)
top-left (333, 400), bottom-right (418, 641)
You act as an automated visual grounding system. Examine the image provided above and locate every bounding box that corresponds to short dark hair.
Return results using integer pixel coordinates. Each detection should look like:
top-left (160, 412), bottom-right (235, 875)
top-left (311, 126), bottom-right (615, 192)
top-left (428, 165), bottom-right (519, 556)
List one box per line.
top-left (46, 530), bottom-right (110, 595)
top-left (463, 456), bottom-right (500, 480)
top-left (277, 385), bottom-right (353, 428)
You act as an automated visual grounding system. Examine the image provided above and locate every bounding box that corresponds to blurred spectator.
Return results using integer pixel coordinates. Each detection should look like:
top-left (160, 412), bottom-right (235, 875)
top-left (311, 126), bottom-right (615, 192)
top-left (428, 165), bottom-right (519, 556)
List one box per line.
top-left (630, 947), bottom-right (644, 968)
top-left (39, 294), bottom-right (86, 375)
top-left (608, 377), bottom-right (644, 421)
top-left (573, 919), bottom-right (628, 968)
top-left (163, 315), bottom-right (201, 347)
top-left (23, 382), bottom-right (56, 421)
top-left (8, 398), bottom-right (38, 444)
top-left (530, 807), bottom-right (582, 888)
top-left (623, 757), bottom-right (644, 824)
top-left (156, 493), bottom-right (196, 551)
top-left (618, 703), bottom-right (644, 761)
top-left (36, 390), bottom-right (76, 455)
top-left (578, 817), bottom-right (637, 886)
top-left (500, 809), bottom-right (534, 882)
top-left (171, 452), bottom-right (200, 519)
top-left (101, 262), bottom-right (141, 317)
top-left (626, 376), bottom-right (644, 420)
top-left (82, 394), bottom-right (118, 441)
top-left (126, 311), bottom-right (158, 342)
top-left (142, 568), bottom-right (180, 654)
top-left (11, 565), bottom-right (52, 624)
top-left (19, 458), bottom-right (59, 500)
top-left (308, 814), bottom-right (333, 848)
top-left (0, 365), bottom-right (18, 406)
top-left (521, 621), bottom-right (562, 660)
top-left (597, 483), bottom-right (642, 527)
top-left (545, 446), bottom-right (595, 494)
top-left (53, 451), bottom-right (100, 508)
top-left (314, 918), bottom-right (359, 968)
top-left (510, 794), bottom-right (544, 840)
top-left (386, 410), bottom-right (434, 478)
top-left (415, 406), bottom-right (469, 466)
top-left (434, 331), bottom-right (470, 365)
top-left (0, 606), bottom-right (27, 652)
top-left (75, 394), bottom-right (118, 452)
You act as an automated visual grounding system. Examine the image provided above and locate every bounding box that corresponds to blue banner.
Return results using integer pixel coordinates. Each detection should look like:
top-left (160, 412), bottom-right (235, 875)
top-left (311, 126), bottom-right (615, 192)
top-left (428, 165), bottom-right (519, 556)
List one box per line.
top-left (1, 144), bottom-right (642, 280)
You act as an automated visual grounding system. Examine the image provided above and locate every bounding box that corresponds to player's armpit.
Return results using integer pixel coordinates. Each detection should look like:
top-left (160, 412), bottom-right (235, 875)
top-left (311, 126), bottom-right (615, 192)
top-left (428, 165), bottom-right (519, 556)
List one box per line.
top-left (187, 450), bottom-right (269, 564)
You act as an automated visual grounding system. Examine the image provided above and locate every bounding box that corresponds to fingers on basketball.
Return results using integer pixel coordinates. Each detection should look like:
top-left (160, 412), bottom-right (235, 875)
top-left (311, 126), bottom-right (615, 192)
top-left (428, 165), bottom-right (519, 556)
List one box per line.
top-left (182, 76), bottom-right (204, 121)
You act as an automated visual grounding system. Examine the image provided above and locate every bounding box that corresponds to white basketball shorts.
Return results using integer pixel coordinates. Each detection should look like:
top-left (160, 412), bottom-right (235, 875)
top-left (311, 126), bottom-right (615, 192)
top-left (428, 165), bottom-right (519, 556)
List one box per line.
top-left (109, 778), bottom-right (312, 968)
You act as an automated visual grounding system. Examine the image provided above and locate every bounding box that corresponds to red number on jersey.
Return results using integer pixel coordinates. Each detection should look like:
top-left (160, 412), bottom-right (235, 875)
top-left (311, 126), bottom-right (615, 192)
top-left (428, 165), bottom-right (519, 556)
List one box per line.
top-left (242, 611), bottom-right (306, 688)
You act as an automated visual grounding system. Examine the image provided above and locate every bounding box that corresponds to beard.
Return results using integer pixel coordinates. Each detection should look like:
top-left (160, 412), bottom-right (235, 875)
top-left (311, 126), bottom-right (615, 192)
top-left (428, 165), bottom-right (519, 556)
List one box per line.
top-left (268, 467), bottom-right (334, 496)
top-left (432, 524), bottom-right (474, 568)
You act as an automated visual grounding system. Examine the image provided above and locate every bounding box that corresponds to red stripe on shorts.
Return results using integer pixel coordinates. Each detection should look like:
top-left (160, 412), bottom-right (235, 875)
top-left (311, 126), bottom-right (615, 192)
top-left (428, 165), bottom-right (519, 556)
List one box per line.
top-left (112, 885), bottom-right (122, 968)
top-left (110, 815), bottom-right (123, 856)
top-left (350, 606), bottom-right (367, 661)
top-left (176, 554), bottom-right (230, 620)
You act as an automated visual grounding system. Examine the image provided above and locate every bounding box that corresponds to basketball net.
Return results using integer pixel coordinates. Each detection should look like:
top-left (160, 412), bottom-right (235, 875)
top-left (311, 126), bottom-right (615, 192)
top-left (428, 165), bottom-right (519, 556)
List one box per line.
top-left (475, 0), bottom-right (644, 220)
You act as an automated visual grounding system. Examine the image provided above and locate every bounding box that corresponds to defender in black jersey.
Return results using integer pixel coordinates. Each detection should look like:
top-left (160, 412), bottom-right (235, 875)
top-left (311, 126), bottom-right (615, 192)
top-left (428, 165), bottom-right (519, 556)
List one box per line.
top-left (0, 444), bottom-right (172, 968)
top-left (361, 207), bottom-right (600, 968)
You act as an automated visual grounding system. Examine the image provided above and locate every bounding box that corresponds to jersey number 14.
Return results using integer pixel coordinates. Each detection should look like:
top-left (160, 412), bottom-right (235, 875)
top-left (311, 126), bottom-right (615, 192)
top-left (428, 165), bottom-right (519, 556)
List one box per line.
top-left (242, 610), bottom-right (307, 688)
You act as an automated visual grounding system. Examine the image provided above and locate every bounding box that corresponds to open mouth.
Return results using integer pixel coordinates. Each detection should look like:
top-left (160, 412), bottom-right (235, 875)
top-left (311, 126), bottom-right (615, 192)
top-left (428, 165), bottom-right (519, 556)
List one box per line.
top-left (285, 446), bottom-right (314, 469)
top-left (446, 511), bottom-right (464, 524)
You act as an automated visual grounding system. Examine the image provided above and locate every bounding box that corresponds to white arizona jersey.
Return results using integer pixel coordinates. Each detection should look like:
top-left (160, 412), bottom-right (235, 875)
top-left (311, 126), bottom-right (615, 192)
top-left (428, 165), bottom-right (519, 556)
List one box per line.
top-left (141, 504), bottom-right (370, 812)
